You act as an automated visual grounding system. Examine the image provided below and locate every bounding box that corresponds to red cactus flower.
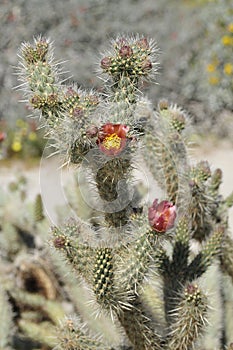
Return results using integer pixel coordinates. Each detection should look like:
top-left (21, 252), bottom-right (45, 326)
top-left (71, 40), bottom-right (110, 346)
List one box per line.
top-left (148, 199), bottom-right (176, 233)
top-left (97, 123), bottom-right (129, 156)
top-left (0, 131), bottom-right (6, 143)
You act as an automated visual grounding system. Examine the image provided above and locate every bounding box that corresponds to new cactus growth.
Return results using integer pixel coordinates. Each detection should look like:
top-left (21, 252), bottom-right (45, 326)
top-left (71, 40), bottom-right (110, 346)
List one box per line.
top-left (14, 34), bottom-right (233, 349)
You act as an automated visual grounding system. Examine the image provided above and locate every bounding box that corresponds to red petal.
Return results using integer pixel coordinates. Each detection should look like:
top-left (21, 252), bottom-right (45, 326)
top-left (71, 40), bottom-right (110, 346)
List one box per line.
top-left (154, 215), bottom-right (166, 232)
top-left (103, 123), bottom-right (115, 135)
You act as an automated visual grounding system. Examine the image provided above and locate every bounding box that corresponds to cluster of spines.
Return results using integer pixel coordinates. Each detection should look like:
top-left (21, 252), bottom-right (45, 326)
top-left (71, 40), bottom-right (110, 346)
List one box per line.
top-left (188, 158), bottom-right (233, 248)
top-left (119, 229), bottom-right (156, 292)
top-left (55, 316), bottom-right (109, 350)
top-left (188, 160), bottom-right (214, 240)
top-left (221, 234), bottom-right (233, 282)
top-left (46, 86), bottom-right (100, 165)
top-left (117, 296), bottom-right (162, 350)
top-left (52, 225), bottom-right (94, 283)
top-left (156, 218), bottom-right (190, 324)
top-left (171, 216), bottom-right (190, 272)
top-left (19, 38), bottom-right (61, 119)
top-left (18, 37), bottom-right (100, 165)
top-left (21, 38), bottom-right (49, 63)
top-left (143, 102), bottom-right (188, 206)
top-left (144, 130), bottom-right (179, 203)
top-left (65, 87), bottom-right (99, 117)
top-left (158, 219), bottom-right (225, 282)
top-left (155, 217), bottom-right (224, 328)
top-left (167, 283), bottom-right (208, 350)
top-left (208, 167), bottom-right (222, 198)
top-left (186, 225), bottom-right (224, 281)
top-left (100, 36), bottom-right (157, 83)
top-left (0, 287), bottom-right (14, 350)
top-left (99, 36), bottom-right (158, 136)
top-left (95, 156), bottom-right (132, 227)
top-left (34, 193), bottom-right (44, 222)
top-left (225, 191), bottom-right (233, 209)
top-left (93, 248), bottom-right (115, 308)
top-left (157, 100), bottom-right (187, 134)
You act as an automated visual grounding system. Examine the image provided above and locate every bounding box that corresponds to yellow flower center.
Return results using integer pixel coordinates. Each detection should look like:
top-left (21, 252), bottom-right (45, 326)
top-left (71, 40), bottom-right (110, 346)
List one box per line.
top-left (206, 63), bottom-right (216, 73)
top-left (103, 133), bottom-right (121, 150)
top-left (221, 35), bottom-right (233, 46)
top-left (28, 131), bottom-right (37, 141)
top-left (227, 23), bottom-right (233, 33)
top-left (12, 140), bottom-right (22, 152)
top-left (224, 63), bottom-right (233, 75)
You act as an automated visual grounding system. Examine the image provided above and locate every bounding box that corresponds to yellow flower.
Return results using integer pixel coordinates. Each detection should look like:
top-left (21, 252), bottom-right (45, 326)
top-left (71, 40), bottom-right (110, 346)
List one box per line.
top-left (208, 76), bottom-right (219, 85)
top-left (11, 140), bottom-right (22, 152)
top-left (227, 23), bottom-right (233, 33)
top-left (206, 63), bottom-right (216, 72)
top-left (16, 119), bottom-right (27, 128)
top-left (221, 35), bottom-right (233, 46)
top-left (28, 131), bottom-right (37, 141)
top-left (224, 63), bottom-right (233, 75)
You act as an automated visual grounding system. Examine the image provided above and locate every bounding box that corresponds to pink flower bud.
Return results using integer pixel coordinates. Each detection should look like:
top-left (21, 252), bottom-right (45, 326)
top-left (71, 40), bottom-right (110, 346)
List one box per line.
top-left (86, 125), bottom-right (99, 138)
top-left (119, 45), bottom-right (133, 58)
top-left (66, 87), bottom-right (77, 96)
top-left (185, 284), bottom-right (198, 295)
top-left (53, 235), bottom-right (66, 249)
top-left (116, 37), bottom-right (128, 47)
top-left (0, 131), bottom-right (6, 143)
top-left (101, 56), bottom-right (112, 70)
top-left (136, 37), bottom-right (149, 49)
top-left (72, 107), bottom-right (84, 118)
top-left (148, 199), bottom-right (176, 233)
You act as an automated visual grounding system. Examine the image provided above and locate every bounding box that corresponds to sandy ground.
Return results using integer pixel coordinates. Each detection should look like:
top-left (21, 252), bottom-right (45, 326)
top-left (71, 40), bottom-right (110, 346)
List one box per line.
top-left (1, 140), bottom-right (233, 231)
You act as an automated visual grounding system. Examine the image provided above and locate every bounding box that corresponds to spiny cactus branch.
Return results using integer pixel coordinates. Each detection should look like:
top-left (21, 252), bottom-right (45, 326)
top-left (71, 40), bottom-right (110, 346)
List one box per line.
top-left (167, 283), bottom-right (208, 350)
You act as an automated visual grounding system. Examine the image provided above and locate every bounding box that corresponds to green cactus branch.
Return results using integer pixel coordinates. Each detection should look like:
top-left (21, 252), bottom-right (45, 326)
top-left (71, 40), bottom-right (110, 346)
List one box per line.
top-left (18, 319), bottom-right (57, 348)
top-left (187, 225), bottom-right (224, 281)
top-left (56, 316), bottom-right (111, 350)
top-left (167, 283), bottom-right (208, 350)
top-left (117, 295), bottom-right (162, 350)
top-left (94, 155), bottom-right (133, 227)
top-left (0, 286), bottom-right (14, 349)
top-left (9, 288), bottom-right (65, 325)
top-left (225, 191), bottom-right (233, 209)
top-left (52, 225), bottom-right (95, 283)
top-left (172, 216), bottom-right (190, 272)
top-left (220, 234), bottom-right (233, 282)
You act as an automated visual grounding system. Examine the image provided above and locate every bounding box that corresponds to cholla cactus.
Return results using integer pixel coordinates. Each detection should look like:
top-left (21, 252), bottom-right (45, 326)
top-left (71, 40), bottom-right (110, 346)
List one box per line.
top-left (16, 34), bottom-right (233, 350)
